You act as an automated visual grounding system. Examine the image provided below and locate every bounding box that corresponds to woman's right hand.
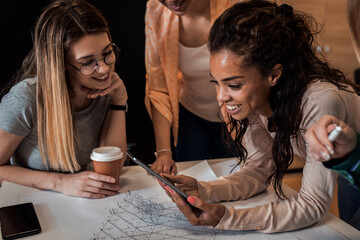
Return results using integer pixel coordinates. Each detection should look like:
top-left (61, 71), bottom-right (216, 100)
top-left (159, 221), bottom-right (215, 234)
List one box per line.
top-left (160, 174), bottom-right (199, 198)
top-left (158, 174), bottom-right (226, 226)
top-left (57, 171), bottom-right (120, 199)
top-left (151, 155), bottom-right (177, 175)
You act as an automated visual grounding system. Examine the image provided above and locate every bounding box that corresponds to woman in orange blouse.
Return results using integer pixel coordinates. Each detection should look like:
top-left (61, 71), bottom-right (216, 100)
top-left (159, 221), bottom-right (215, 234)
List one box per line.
top-left (145, 0), bottom-right (240, 174)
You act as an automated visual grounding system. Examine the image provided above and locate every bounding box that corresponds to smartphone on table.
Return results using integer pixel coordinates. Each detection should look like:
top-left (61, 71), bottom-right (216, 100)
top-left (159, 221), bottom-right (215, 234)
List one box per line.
top-left (0, 202), bottom-right (41, 240)
top-left (126, 151), bottom-right (202, 216)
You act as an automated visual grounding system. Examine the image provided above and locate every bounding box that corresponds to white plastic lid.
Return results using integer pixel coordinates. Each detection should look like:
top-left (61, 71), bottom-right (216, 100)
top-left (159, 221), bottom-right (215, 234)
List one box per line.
top-left (90, 146), bottom-right (123, 162)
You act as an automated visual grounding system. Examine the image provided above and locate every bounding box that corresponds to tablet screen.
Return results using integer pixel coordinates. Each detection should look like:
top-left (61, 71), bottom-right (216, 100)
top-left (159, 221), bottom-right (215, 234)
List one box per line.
top-left (126, 152), bottom-right (188, 199)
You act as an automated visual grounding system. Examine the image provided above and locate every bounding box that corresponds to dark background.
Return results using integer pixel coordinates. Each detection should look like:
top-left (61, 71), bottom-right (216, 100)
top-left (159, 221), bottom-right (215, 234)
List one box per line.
top-left (0, 0), bottom-right (156, 164)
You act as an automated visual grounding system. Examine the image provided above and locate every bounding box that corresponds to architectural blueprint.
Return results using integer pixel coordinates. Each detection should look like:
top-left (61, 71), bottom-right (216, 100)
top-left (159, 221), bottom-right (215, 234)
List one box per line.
top-left (89, 160), bottom-right (348, 240)
top-left (91, 190), bottom-right (222, 240)
top-left (90, 188), bottom-right (290, 240)
top-left (89, 186), bottom-right (347, 240)
top-left (0, 160), bottom-right (351, 240)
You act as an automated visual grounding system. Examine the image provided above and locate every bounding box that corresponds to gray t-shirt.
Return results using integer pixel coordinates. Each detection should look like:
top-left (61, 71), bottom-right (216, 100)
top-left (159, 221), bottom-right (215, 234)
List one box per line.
top-left (0, 78), bottom-right (110, 171)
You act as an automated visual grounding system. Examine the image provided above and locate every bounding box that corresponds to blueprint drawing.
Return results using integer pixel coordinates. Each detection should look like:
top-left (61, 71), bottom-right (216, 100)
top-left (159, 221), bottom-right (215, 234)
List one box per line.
top-left (90, 189), bottom-right (297, 240)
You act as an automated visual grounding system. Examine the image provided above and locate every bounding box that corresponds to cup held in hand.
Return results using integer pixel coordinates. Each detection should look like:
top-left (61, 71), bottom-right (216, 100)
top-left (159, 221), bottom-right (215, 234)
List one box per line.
top-left (90, 146), bottom-right (123, 185)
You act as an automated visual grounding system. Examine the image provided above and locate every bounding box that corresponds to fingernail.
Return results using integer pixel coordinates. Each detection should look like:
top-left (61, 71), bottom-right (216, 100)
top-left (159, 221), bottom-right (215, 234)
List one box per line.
top-left (165, 186), bottom-right (174, 194)
top-left (326, 145), bottom-right (334, 155)
top-left (310, 153), bottom-right (320, 161)
top-left (187, 196), bottom-right (196, 205)
top-left (320, 151), bottom-right (331, 161)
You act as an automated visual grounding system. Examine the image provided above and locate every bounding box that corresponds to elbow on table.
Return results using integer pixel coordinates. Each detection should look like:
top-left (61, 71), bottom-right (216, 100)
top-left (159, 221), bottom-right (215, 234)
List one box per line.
top-left (298, 192), bottom-right (331, 227)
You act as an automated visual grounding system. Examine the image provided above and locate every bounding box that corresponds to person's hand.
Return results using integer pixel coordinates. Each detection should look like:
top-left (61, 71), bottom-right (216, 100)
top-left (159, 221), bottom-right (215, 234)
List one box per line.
top-left (81, 73), bottom-right (128, 105)
top-left (159, 175), bottom-right (225, 227)
top-left (160, 174), bottom-right (199, 197)
top-left (305, 115), bottom-right (357, 161)
top-left (57, 171), bottom-right (120, 199)
top-left (151, 154), bottom-right (177, 175)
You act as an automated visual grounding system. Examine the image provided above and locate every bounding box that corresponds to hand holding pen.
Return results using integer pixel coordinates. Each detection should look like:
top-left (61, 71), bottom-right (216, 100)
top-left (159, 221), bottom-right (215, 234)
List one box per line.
top-left (305, 115), bottom-right (357, 161)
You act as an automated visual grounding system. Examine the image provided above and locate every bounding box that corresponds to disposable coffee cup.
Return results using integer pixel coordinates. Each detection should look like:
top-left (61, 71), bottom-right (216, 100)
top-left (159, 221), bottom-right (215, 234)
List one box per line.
top-left (90, 146), bottom-right (123, 185)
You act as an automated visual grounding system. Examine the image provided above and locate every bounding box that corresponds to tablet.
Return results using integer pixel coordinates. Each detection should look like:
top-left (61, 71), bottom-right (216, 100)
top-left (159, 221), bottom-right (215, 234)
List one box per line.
top-left (126, 151), bottom-right (188, 199)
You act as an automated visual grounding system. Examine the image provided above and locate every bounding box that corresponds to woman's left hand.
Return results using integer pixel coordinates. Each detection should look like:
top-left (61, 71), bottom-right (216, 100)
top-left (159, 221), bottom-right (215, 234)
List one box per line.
top-left (81, 73), bottom-right (128, 105)
top-left (160, 180), bottom-right (226, 227)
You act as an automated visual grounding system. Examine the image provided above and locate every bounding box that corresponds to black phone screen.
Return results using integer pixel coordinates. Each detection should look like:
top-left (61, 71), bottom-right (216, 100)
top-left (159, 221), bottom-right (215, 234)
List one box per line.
top-left (0, 202), bottom-right (41, 240)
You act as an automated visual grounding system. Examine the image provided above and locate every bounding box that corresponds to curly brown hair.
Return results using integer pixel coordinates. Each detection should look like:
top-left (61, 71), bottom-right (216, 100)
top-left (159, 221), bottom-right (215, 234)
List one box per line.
top-left (209, 0), bottom-right (360, 198)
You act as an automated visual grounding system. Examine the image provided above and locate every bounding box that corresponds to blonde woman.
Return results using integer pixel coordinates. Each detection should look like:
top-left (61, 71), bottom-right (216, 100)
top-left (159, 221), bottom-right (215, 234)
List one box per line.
top-left (0, 0), bottom-right (127, 199)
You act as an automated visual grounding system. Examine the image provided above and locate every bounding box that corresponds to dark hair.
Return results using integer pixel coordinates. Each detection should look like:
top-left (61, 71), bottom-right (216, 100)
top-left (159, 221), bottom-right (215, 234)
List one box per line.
top-left (209, 0), bottom-right (360, 198)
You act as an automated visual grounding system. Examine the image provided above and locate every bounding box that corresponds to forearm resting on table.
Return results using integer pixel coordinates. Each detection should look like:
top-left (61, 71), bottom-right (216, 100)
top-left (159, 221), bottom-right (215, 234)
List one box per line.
top-left (0, 165), bottom-right (63, 191)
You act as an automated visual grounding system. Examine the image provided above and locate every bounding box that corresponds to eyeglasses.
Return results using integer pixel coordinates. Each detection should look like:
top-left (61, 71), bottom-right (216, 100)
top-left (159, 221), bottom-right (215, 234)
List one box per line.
top-left (67, 43), bottom-right (120, 76)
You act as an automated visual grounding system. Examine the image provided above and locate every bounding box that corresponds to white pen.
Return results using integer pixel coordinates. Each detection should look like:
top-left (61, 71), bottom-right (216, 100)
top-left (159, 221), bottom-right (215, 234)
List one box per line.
top-left (328, 125), bottom-right (342, 142)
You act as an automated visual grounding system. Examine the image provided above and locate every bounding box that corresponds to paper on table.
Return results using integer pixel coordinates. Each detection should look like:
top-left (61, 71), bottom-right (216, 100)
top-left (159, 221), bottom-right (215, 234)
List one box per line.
top-left (0, 161), bottom-right (220, 240)
top-left (180, 159), bottom-right (218, 181)
top-left (0, 161), bottom-right (352, 240)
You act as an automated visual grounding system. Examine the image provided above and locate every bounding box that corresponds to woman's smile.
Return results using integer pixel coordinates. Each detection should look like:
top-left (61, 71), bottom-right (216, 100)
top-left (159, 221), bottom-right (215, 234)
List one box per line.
top-left (168, 0), bottom-right (185, 11)
top-left (210, 50), bottom-right (276, 120)
top-left (66, 32), bottom-right (115, 92)
top-left (226, 104), bottom-right (242, 114)
top-left (92, 72), bottom-right (110, 83)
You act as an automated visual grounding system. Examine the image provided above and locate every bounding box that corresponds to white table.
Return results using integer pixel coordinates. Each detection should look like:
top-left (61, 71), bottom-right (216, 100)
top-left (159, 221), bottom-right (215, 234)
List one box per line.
top-left (0, 158), bottom-right (359, 240)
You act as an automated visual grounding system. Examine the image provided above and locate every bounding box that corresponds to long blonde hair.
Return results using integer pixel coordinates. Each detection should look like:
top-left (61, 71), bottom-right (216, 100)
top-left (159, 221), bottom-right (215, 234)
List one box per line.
top-left (22, 0), bottom-right (110, 172)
